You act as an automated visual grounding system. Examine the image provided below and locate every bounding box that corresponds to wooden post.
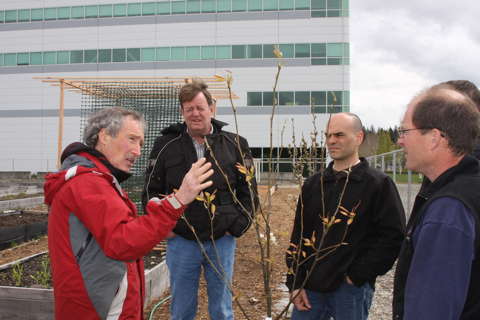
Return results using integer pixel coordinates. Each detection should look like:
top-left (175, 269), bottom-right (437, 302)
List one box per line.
top-left (56, 79), bottom-right (65, 169)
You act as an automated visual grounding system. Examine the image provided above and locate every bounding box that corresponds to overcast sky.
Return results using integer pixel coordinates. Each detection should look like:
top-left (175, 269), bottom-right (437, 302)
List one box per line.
top-left (350, 0), bottom-right (480, 129)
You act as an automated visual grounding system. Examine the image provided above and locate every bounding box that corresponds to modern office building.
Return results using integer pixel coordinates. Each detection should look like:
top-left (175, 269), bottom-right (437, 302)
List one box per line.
top-left (0, 0), bottom-right (349, 172)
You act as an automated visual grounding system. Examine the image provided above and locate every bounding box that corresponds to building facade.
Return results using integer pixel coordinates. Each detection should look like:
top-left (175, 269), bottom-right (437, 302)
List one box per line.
top-left (0, 0), bottom-right (349, 172)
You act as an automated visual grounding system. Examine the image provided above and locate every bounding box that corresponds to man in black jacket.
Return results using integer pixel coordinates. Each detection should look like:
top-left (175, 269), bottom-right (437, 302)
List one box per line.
top-left (142, 81), bottom-right (257, 320)
top-left (286, 112), bottom-right (405, 320)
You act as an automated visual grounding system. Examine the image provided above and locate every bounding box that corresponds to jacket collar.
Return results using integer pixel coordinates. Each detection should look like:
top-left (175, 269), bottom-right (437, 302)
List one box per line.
top-left (323, 157), bottom-right (368, 182)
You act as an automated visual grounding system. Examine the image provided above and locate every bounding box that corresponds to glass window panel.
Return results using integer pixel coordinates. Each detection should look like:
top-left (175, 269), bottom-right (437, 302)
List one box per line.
top-left (187, 1), bottom-right (201, 13)
top-left (311, 58), bottom-right (326, 65)
top-left (326, 43), bottom-right (343, 57)
top-left (127, 48), bottom-right (140, 61)
top-left (85, 6), bottom-right (98, 18)
top-left (18, 9), bottom-right (30, 22)
top-left (98, 49), bottom-right (112, 62)
top-left (171, 47), bottom-right (185, 60)
top-left (247, 45), bottom-right (262, 58)
top-left (311, 43), bottom-right (326, 57)
top-left (327, 10), bottom-right (340, 17)
top-left (142, 2), bottom-right (156, 15)
top-left (327, 57), bottom-right (341, 65)
top-left (71, 6), bottom-right (85, 19)
top-left (279, 92), bottom-right (294, 105)
top-left (0, 11), bottom-right (4, 23)
top-left (141, 48), bottom-right (156, 61)
top-left (30, 52), bottom-right (42, 65)
top-left (57, 51), bottom-right (70, 64)
top-left (328, 0), bottom-right (341, 9)
top-left (17, 53), bottom-right (29, 65)
top-left (216, 46), bottom-right (231, 59)
top-left (263, 92), bottom-right (278, 106)
top-left (247, 92), bottom-right (262, 106)
top-left (232, 45), bottom-right (246, 59)
top-left (157, 2), bottom-right (171, 14)
top-left (127, 3), bottom-right (141, 16)
top-left (312, 0), bottom-right (326, 9)
top-left (248, 0), bottom-right (262, 11)
top-left (327, 106), bottom-right (342, 113)
top-left (295, 0), bottom-right (309, 9)
top-left (5, 10), bottom-right (17, 23)
top-left (57, 7), bottom-right (70, 19)
top-left (279, 0), bottom-right (294, 10)
top-left (31, 9), bottom-right (43, 21)
top-left (201, 46), bottom-right (215, 59)
top-left (186, 46), bottom-right (201, 60)
top-left (295, 43), bottom-right (310, 57)
top-left (263, 44), bottom-right (276, 58)
top-left (4, 54), bottom-right (16, 66)
top-left (279, 44), bottom-right (294, 58)
top-left (99, 5), bottom-right (112, 17)
top-left (156, 47), bottom-right (170, 60)
top-left (232, 0), bottom-right (247, 12)
top-left (202, 0), bottom-right (216, 13)
top-left (0, 54), bottom-right (3, 66)
top-left (44, 8), bottom-right (57, 20)
top-left (84, 50), bottom-right (97, 63)
top-left (112, 49), bottom-right (126, 62)
top-left (311, 91), bottom-right (326, 105)
top-left (217, 0), bottom-right (231, 12)
top-left (43, 52), bottom-right (57, 65)
top-left (328, 91), bottom-right (342, 105)
top-left (311, 10), bottom-right (326, 17)
top-left (264, 0), bottom-right (278, 11)
top-left (295, 91), bottom-right (310, 105)
top-left (172, 1), bottom-right (186, 14)
top-left (70, 50), bottom-right (83, 64)
top-left (312, 106), bottom-right (326, 113)
top-left (113, 4), bottom-right (127, 16)
top-left (343, 91), bottom-right (350, 105)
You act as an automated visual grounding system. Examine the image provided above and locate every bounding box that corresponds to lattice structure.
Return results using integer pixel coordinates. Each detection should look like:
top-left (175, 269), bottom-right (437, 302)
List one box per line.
top-left (39, 76), bottom-right (236, 211)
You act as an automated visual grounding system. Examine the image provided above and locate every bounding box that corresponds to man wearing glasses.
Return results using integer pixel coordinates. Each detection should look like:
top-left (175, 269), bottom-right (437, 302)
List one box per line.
top-left (393, 84), bottom-right (480, 320)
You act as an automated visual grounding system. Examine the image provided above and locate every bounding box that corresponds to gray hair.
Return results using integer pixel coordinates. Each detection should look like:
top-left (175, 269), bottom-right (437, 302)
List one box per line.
top-left (83, 107), bottom-right (145, 148)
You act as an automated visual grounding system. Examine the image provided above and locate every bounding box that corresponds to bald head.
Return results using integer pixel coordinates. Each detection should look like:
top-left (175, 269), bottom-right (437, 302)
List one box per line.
top-left (328, 112), bottom-right (364, 136)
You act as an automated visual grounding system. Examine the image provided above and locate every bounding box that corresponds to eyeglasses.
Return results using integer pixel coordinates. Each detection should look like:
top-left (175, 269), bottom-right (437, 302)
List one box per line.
top-left (396, 128), bottom-right (427, 137)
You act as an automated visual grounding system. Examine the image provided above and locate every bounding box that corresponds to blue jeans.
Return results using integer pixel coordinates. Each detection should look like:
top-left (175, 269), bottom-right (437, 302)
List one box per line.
top-left (166, 235), bottom-right (236, 320)
top-left (291, 282), bottom-right (374, 320)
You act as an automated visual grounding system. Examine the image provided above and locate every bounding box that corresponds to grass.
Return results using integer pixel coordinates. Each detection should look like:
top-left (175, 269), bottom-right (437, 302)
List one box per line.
top-left (0, 192), bottom-right (43, 201)
top-left (386, 172), bottom-right (423, 184)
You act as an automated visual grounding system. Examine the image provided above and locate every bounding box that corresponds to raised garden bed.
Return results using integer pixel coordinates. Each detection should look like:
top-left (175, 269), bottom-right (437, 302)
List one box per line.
top-left (0, 210), bottom-right (48, 250)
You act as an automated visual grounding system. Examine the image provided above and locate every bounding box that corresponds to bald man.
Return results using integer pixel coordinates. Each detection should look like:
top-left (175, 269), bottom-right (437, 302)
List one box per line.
top-left (286, 113), bottom-right (406, 320)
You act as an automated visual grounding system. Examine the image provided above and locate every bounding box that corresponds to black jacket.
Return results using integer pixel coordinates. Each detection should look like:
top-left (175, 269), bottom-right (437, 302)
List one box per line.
top-left (393, 155), bottom-right (480, 320)
top-left (142, 119), bottom-right (258, 241)
top-left (286, 158), bottom-right (406, 292)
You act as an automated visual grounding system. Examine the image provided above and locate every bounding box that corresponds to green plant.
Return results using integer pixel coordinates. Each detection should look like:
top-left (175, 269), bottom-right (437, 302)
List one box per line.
top-left (30, 255), bottom-right (51, 288)
top-left (11, 263), bottom-right (24, 286)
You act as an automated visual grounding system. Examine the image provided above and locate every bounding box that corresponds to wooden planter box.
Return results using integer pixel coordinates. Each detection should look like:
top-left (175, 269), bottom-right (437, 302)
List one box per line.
top-left (0, 253), bottom-right (169, 319)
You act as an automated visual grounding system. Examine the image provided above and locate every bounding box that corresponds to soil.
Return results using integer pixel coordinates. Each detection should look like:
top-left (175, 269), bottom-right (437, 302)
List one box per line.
top-left (0, 210), bottom-right (48, 227)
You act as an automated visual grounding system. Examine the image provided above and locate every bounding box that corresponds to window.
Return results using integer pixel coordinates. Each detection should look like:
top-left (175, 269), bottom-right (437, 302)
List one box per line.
top-left (328, 0), bottom-right (342, 9)
top-left (279, 0), bottom-right (295, 10)
top-left (328, 91), bottom-right (342, 105)
top-left (17, 53), bottom-right (29, 65)
top-left (113, 4), bottom-right (127, 17)
top-left (216, 46), bottom-right (231, 59)
top-left (71, 6), bottom-right (85, 19)
top-left (311, 91), bottom-right (326, 105)
top-left (156, 47), bottom-right (170, 60)
top-left (57, 51), bottom-right (70, 64)
top-left (172, 1), bottom-right (186, 14)
top-left (202, 0), bottom-right (216, 13)
top-left (18, 9), bottom-right (30, 22)
top-left (263, 44), bottom-right (276, 58)
top-left (85, 6), bottom-right (98, 18)
top-left (31, 9), bottom-right (43, 21)
top-left (201, 46), bottom-right (215, 60)
top-left (232, 0), bottom-right (247, 12)
top-left (142, 2), bottom-right (157, 15)
top-left (84, 50), bottom-right (97, 63)
top-left (312, 106), bottom-right (326, 113)
top-left (4, 54), bottom-right (16, 66)
top-left (30, 52), bottom-right (42, 65)
top-left (263, 92), bottom-right (278, 106)
top-left (127, 48), bottom-right (140, 62)
top-left (217, 0), bottom-right (231, 12)
top-left (186, 46), bottom-right (201, 60)
top-left (295, 91), bottom-right (310, 105)
top-left (295, 43), bottom-right (310, 57)
top-left (98, 49), bottom-right (112, 63)
top-left (311, 58), bottom-right (326, 65)
top-left (127, 3), bottom-right (142, 16)
top-left (247, 45), bottom-right (262, 58)
top-left (44, 8), bottom-right (57, 20)
top-left (248, 0), bottom-right (262, 11)
top-left (70, 50), bottom-right (84, 64)
top-left (0, 54), bottom-right (3, 66)
top-left (279, 92), bottom-right (294, 105)
top-left (171, 47), bottom-right (186, 60)
top-left (99, 5), bottom-right (112, 17)
top-left (311, 43), bottom-right (326, 57)
top-left (187, 1), bottom-right (201, 13)
top-left (43, 52), bottom-right (57, 65)
top-left (141, 48), bottom-right (156, 61)
top-left (58, 7), bottom-right (70, 19)
top-left (157, 2), bottom-right (171, 14)
top-left (264, 0), bottom-right (279, 11)
top-left (312, 0), bottom-right (326, 9)
top-left (247, 92), bottom-right (262, 106)
top-left (232, 45), bottom-right (246, 59)
top-left (5, 10), bottom-right (17, 23)
top-left (279, 44), bottom-right (294, 58)
top-left (112, 48), bottom-right (126, 62)
top-left (326, 43), bottom-right (343, 57)
top-left (295, 0), bottom-right (309, 9)
top-left (0, 11), bottom-right (4, 23)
